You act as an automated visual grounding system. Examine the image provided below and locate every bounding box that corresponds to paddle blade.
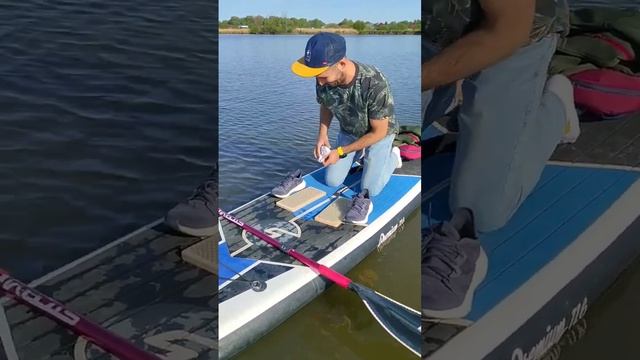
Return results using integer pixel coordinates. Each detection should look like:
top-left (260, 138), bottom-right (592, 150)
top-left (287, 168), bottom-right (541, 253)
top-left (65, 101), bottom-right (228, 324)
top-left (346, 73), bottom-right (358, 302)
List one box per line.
top-left (350, 283), bottom-right (421, 357)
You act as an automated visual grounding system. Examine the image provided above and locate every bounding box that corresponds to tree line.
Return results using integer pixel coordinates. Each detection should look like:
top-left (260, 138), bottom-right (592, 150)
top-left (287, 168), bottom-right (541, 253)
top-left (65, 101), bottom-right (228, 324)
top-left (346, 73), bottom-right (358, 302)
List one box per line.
top-left (220, 16), bottom-right (421, 34)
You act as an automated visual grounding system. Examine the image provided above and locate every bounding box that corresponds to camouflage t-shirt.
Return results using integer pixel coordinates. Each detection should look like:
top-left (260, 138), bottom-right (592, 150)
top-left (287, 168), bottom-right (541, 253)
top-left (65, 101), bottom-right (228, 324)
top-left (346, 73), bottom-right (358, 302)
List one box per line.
top-left (316, 61), bottom-right (398, 138)
top-left (423, 0), bottom-right (570, 50)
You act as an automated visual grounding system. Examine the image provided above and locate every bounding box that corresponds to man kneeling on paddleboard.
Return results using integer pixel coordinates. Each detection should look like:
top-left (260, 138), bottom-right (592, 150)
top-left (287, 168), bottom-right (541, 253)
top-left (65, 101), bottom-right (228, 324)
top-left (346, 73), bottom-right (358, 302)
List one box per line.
top-left (278, 32), bottom-right (401, 225)
top-left (422, 0), bottom-right (580, 319)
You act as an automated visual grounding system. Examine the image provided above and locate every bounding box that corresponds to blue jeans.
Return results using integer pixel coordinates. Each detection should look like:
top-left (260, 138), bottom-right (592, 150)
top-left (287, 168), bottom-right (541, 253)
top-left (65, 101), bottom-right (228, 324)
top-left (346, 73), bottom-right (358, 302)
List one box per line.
top-left (424, 36), bottom-right (565, 232)
top-left (325, 131), bottom-right (397, 197)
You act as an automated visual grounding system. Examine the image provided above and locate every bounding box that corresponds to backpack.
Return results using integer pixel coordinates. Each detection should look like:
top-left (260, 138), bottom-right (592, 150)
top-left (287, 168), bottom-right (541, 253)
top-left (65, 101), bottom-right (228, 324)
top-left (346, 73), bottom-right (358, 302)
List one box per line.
top-left (394, 125), bottom-right (422, 160)
top-left (570, 68), bottom-right (640, 119)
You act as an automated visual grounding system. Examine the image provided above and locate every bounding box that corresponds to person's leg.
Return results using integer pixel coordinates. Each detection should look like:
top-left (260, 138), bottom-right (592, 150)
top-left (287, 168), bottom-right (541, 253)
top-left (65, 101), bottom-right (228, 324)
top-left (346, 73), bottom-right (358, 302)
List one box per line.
top-left (361, 133), bottom-right (399, 196)
top-left (325, 131), bottom-right (357, 187)
top-left (449, 36), bottom-right (565, 233)
top-left (423, 84), bottom-right (456, 135)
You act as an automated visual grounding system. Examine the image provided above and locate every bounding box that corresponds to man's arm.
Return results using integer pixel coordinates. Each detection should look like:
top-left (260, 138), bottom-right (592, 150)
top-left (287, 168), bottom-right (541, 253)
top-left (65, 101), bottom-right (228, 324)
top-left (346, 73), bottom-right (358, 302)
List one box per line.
top-left (341, 118), bottom-right (388, 154)
top-left (421, 0), bottom-right (535, 91)
top-left (315, 105), bottom-right (333, 159)
top-left (319, 105), bottom-right (332, 138)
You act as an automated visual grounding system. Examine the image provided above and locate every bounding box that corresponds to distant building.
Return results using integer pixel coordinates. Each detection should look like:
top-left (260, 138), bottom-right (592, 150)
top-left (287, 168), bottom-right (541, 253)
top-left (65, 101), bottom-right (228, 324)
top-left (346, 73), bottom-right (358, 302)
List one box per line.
top-left (239, 25), bottom-right (249, 29)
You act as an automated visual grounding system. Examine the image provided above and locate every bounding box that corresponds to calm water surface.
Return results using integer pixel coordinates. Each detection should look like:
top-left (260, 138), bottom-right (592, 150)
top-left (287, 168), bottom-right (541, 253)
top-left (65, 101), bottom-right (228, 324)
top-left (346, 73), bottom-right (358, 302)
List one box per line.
top-left (219, 34), bottom-right (421, 359)
top-left (0, 1), bottom-right (216, 281)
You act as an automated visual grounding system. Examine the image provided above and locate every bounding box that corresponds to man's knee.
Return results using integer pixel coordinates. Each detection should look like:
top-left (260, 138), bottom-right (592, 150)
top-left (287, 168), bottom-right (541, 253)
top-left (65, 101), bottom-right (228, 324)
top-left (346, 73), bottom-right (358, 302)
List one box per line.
top-left (450, 182), bottom-right (521, 233)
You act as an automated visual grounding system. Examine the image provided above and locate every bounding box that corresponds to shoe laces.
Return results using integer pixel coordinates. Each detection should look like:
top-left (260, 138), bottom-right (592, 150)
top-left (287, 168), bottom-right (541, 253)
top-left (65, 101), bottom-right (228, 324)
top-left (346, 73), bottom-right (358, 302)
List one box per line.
top-left (422, 225), bottom-right (463, 285)
top-left (277, 170), bottom-right (301, 189)
top-left (189, 178), bottom-right (216, 204)
top-left (350, 190), bottom-right (370, 213)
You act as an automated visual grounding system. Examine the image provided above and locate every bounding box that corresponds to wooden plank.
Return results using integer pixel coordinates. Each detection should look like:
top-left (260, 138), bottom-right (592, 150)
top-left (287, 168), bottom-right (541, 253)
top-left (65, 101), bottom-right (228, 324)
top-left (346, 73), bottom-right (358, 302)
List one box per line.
top-left (276, 187), bottom-right (325, 212)
top-left (314, 198), bottom-right (352, 228)
top-left (182, 237), bottom-right (217, 274)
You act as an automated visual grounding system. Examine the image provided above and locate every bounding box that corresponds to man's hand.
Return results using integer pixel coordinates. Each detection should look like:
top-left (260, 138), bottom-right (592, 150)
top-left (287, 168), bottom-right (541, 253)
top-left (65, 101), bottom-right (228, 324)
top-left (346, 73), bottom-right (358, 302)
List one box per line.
top-left (322, 149), bottom-right (340, 167)
top-left (314, 134), bottom-right (331, 160)
top-left (422, 0), bottom-right (535, 90)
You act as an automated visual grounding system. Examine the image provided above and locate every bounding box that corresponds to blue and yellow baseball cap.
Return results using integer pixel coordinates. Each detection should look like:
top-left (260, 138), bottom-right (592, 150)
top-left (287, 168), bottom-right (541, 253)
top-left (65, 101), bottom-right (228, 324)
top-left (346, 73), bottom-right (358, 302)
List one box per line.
top-left (291, 32), bottom-right (347, 78)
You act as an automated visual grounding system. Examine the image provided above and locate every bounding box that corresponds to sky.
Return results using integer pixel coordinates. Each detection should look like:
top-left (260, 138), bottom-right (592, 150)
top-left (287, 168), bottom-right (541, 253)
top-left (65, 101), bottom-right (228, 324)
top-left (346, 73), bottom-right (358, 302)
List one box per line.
top-left (219, 0), bottom-right (420, 24)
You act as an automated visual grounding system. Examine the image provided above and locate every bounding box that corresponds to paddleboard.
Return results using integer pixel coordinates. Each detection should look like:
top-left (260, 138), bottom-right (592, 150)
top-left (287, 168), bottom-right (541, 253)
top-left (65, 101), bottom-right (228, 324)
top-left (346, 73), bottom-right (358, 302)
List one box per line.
top-left (218, 160), bottom-right (420, 359)
top-left (422, 114), bottom-right (640, 359)
top-left (0, 219), bottom-right (218, 359)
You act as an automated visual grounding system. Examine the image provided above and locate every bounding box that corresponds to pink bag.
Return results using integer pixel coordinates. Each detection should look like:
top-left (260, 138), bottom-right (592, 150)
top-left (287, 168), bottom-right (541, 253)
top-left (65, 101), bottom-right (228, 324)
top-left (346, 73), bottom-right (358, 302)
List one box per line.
top-left (570, 69), bottom-right (640, 119)
top-left (399, 144), bottom-right (421, 160)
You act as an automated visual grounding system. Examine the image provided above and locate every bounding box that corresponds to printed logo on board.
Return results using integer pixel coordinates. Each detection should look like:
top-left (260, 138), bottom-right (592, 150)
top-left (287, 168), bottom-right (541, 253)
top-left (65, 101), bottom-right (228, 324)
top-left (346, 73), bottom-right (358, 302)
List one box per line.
top-left (511, 297), bottom-right (588, 360)
top-left (377, 217), bottom-right (405, 250)
top-left (242, 219), bottom-right (302, 247)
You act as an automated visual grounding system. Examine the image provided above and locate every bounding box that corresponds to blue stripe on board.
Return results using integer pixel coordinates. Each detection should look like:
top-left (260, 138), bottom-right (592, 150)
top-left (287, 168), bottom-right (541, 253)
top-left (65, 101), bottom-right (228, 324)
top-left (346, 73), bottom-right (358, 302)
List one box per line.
top-left (293, 167), bottom-right (361, 221)
top-left (293, 167), bottom-right (420, 223)
top-left (218, 241), bottom-right (256, 286)
top-left (469, 169), bottom-right (639, 320)
top-left (421, 154), bottom-right (640, 321)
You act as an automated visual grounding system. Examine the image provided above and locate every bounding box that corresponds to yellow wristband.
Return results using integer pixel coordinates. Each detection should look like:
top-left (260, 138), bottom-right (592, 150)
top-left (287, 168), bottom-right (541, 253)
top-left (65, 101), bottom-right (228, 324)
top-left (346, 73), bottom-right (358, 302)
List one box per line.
top-left (337, 146), bottom-right (345, 157)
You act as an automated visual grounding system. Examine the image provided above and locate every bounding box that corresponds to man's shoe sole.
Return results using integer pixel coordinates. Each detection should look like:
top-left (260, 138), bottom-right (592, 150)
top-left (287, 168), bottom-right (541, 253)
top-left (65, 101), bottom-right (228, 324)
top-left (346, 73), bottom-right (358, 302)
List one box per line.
top-left (165, 217), bottom-right (218, 237)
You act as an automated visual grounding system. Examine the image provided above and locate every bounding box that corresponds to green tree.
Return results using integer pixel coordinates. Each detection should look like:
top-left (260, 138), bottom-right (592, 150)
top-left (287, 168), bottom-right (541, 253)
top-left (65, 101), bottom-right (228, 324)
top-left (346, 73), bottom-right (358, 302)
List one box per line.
top-left (353, 20), bottom-right (366, 33)
top-left (338, 18), bottom-right (354, 28)
top-left (308, 18), bottom-right (324, 28)
top-left (228, 16), bottom-right (241, 26)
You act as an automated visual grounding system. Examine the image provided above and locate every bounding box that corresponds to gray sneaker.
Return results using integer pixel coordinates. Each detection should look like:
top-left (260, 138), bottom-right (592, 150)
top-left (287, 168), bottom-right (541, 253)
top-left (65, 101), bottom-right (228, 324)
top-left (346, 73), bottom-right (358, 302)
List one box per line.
top-left (272, 169), bottom-right (306, 198)
top-left (165, 168), bottom-right (217, 237)
top-left (422, 209), bottom-right (487, 319)
top-left (344, 189), bottom-right (373, 225)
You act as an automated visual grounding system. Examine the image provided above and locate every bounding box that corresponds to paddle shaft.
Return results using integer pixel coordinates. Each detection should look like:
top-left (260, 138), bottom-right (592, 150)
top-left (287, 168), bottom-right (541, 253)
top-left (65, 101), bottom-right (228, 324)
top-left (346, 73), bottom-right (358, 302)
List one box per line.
top-left (218, 209), bottom-right (352, 288)
top-left (0, 270), bottom-right (161, 360)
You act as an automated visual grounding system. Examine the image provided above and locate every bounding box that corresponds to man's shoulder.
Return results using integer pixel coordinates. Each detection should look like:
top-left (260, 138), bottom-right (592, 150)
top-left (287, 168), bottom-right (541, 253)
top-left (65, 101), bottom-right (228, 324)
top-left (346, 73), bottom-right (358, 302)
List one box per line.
top-left (353, 61), bottom-right (389, 91)
top-left (354, 61), bottom-right (384, 78)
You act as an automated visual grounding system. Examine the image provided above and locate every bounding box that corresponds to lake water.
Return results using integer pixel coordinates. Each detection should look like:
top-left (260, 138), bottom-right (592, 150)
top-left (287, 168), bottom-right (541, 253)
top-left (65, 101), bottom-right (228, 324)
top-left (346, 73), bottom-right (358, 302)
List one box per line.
top-left (219, 34), bottom-right (421, 359)
top-left (0, 0), bottom-right (216, 281)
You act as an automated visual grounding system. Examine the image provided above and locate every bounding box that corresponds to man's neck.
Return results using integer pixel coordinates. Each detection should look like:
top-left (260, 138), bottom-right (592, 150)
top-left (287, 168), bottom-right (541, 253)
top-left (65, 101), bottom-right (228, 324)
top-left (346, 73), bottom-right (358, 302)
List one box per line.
top-left (339, 60), bottom-right (357, 86)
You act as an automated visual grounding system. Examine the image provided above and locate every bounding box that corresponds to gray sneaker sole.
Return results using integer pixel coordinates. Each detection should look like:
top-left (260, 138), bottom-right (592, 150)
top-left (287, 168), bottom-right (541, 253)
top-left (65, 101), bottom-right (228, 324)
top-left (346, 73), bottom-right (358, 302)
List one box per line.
top-left (272, 180), bottom-right (306, 199)
top-left (165, 217), bottom-right (218, 237)
top-left (422, 245), bottom-right (488, 319)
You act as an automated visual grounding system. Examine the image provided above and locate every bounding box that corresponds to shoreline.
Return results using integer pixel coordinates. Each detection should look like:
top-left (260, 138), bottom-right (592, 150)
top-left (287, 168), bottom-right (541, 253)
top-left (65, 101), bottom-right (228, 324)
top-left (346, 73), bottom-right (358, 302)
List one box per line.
top-left (219, 27), bottom-right (419, 35)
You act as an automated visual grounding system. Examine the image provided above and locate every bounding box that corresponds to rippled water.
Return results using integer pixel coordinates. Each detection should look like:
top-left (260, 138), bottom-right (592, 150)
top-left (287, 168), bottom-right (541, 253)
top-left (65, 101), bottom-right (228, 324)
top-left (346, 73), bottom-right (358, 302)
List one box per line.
top-left (219, 35), bottom-right (421, 209)
top-left (0, 0), bottom-right (217, 281)
top-left (219, 34), bottom-right (421, 359)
